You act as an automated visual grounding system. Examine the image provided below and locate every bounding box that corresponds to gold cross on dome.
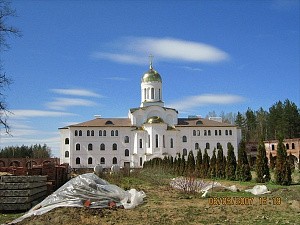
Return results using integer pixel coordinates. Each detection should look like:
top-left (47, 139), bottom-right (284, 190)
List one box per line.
top-left (149, 54), bottom-right (153, 69)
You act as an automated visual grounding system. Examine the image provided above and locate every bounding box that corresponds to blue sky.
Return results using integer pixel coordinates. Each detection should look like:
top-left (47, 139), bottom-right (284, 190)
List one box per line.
top-left (1, 0), bottom-right (299, 157)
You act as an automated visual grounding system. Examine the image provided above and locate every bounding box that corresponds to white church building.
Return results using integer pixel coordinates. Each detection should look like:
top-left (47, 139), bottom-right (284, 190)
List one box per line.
top-left (60, 62), bottom-right (242, 169)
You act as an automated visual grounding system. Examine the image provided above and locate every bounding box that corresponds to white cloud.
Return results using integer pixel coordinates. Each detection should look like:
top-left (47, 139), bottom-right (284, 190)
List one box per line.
top-left (11, 110), bottom-right (75, 119)
top-left (92, 52), bottom-right (146, 65)
top-left (46, 98), bottom-right (97, 111)
top-left (51, 88), bottom-right (102, 98)
top-left (181, 66), bottom-right (203, 72)
top-left (167, 94), bottom-right (245, 111)
top-left (92, 37), bottom-right (229, 64)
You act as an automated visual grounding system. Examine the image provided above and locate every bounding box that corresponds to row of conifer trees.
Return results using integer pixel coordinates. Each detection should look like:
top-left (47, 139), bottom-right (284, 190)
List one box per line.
top-left (143, 138), bottom-right (294, 185)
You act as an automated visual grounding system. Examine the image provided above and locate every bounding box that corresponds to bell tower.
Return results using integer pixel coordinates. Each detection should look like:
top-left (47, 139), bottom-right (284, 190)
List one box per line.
top-left (140, 56), bottom-right (164, 107)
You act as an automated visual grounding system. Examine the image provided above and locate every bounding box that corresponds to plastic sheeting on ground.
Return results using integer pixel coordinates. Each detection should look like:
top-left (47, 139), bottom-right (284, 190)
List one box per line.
top-left (170, 177), bottom-right (270, 197)
top-left (10, 173), bottom-right (146, 224)
top-left (245, 185), bottom-right (271, 195)
top-left (170, 177), bottom-right (239, 197)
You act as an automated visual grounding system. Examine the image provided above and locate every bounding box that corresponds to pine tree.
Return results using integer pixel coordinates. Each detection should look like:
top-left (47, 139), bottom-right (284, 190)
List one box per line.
top-left (236, 140), bottom-right (252, 181)
top-left (275, 137), bottom-right (292, 185)
top-left (216, 146), bottom-right (225, 179)
top-left (195, 149), bottom-right (203, 177)
top-left (210, 149), bottom-right (217, 178)
top-left (288, 152), bottom-right (295, 172)
top-left (226, 143), bottom-right (237, 180)
top-left (186, 150), bottom-right (195, 176)
top-left (269, 152), bottom-right (275, 171)
top-left (255, 140), bottom-right (270, 183)
top-left (202, 149), bottom-right (210, 178)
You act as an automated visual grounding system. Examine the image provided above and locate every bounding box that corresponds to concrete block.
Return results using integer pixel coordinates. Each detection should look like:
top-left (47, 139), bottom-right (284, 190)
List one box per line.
top-left (0, 190), bottom-right (47, 203)
top-left (0, 176), bottom-right (47, 183)
top-left (0, 182), bottom-right (46, 190)
top-left (0, 185), bottom-right (47, 197)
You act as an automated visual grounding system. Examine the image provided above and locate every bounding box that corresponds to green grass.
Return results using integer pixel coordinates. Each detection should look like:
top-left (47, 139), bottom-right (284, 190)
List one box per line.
top-left (0, 212), bottom-right (24, 224)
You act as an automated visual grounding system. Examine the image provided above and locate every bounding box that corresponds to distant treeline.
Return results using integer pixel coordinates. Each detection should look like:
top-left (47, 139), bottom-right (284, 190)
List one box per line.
top-left (212, 99), bottom-right (300, 142)
top-left (235, 99), bottom-right (300, 141)
top-left (0, 144), bottom-right (52, 158)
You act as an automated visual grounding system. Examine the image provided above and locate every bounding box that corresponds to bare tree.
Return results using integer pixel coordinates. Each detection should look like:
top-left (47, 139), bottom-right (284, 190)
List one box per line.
top-left (0, 0), bottom-right (21, 132)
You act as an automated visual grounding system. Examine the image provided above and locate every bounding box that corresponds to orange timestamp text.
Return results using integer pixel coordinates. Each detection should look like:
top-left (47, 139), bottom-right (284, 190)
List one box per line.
top-left (208, 197), bottom-right (282, 206)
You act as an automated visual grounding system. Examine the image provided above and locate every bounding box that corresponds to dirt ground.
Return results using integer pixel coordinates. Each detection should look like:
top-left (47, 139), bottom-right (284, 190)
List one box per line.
top-left (2, 172), bottom-right (300, 225)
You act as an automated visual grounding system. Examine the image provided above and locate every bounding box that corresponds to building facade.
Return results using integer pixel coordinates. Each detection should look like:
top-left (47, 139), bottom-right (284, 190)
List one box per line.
top-left (265, 138), bottom-right (300, 169)
top-left (60, 63), bottom-right (242, 168)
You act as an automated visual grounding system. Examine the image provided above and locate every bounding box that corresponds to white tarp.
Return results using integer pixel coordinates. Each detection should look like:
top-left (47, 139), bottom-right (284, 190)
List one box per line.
top-left (10, 173), bottom-right (146, 224)
top-left (245, 185), bottom-right (271, 195)
top-left (170, 177), bottom-right (270, 196)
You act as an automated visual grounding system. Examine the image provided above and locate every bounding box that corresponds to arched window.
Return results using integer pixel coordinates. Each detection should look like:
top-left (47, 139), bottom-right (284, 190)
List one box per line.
top-left (76, 143), bottom-right (80, 151)
top-left (88, 157), bottom-right (93, 164)
top-left (115, 130), bottom-right (118, 136)
top-left (215, 130), bottom-right (218, 136)
top-left (100, 143), bottom-right (105, 150)
top-left (170, 138), bottom-right (174, 148)
top-left (125, 149), bottom-right (129, 156)
top-left (292, 143), bottom-right (295, 149)
top-left (79, 130), bottom-right (82, 136)
top-left (103, 130), bottom-right (106, 136)
top-left (113, 143), bottom-right (117, 150)
top-left (75, 157), bottom-right (80, 165)
top-left (217, 143), bottom-right (221, 149)
top-left (65, 151), bottom-right (69, 158)
top-left (140, 157), bottom-right (143, 167)
top-left (197, 130), bottom-right (200, 136)
top-left (225, 130), bottom-right (228, 135)
top-left (99, 130), bottom-right (102, 136)
top-left (139, 139), bottom-right (143, 148)
top-left (75, 130), bottom-right (78, 136)
top-left (65, 138), bottom-right (69, 144)
top-left (219, 130), bottom-right (221, 136)
top-left (196, 120), bottom-right (203, 125)
top-left (182, 136), bottom-right (187, 142)
top-left (88, 143), bottom-right (93, 151)
top-left (193, 130), bottom-right (196, 136)
top-left (195, 143), bottom-right (199, 150)
top-left (112, 157), bottom-right (117, 164)
top-left (208, 130), bottom-right (211, 136)
top-left (155, 134), bottom-right (159, 148)
top-left (105, 120), bottom-right (113, 125)
top-left (151, 88), bottom-right (154, 99)
top-left (87, 130), bottom-right (90, 136)
top-left (111, 130), bottom-right (114, 136)
top-left (100, 157), bottom-right (105, 164)
top-left (124, 136), bottom-right (129, 143)
top-left (206, 143), bottom-right (210, 149)
top-left (91, 130), bottom-right (94, 136)
top-left (183, 148), bottom-right (187, 156)
top-left (286, 144), bottom-right (289, 149)
top-left (204, 130), bottom-right (207, 136)
top-left (229, 130), bottom-right (232, 135)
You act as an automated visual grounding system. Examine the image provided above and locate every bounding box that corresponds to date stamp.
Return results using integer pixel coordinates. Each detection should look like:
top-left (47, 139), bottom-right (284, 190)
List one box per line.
top-left (208, 197), bottom-right (282, 206)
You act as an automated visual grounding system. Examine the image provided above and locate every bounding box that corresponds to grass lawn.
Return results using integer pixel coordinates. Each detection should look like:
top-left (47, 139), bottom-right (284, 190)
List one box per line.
top-left (1, 169), bottom-right (299, 225)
